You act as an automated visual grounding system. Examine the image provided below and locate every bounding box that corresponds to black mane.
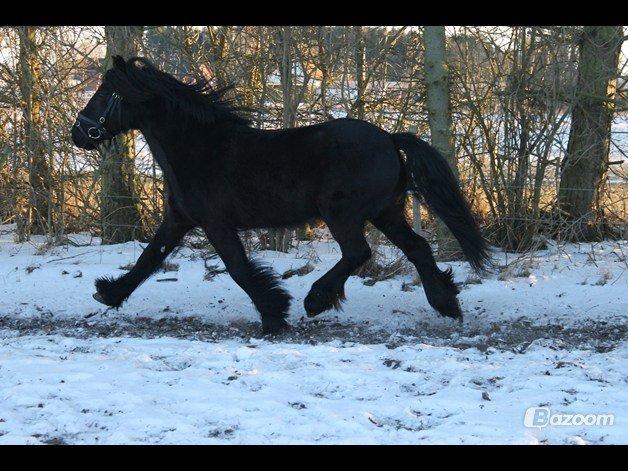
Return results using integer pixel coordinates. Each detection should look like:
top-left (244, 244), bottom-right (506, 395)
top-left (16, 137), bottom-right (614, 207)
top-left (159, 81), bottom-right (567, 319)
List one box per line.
top-left (104, 57), bottom-right (252, 126)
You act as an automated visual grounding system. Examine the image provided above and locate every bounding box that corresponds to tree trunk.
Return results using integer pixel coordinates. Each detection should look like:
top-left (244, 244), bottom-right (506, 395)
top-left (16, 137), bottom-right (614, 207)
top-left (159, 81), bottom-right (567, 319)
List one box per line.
top-left (280, 26), bottom-right (295, 129)
top-left (354, 26), bottom-right (366, 120)
top-left (423, 26), bottom-right (462, 260)
top-left (267, 26), bottom-right (294, 252)
top-left (206, 26), bottom-right (229, 88)
top-left (16, 26), bottom-right (52, 241)
top-left (99, 26), bottom-right (144, 244)
top-left (558, 26), bottom-right (623, 238)
top-left (317, 27), bottom-right (331, 120)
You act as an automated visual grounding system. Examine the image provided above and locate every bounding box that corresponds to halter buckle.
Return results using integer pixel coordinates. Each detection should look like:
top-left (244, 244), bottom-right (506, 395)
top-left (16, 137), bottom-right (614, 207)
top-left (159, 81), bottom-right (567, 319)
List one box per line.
top-left (87, 127), bottom-right (102, 139)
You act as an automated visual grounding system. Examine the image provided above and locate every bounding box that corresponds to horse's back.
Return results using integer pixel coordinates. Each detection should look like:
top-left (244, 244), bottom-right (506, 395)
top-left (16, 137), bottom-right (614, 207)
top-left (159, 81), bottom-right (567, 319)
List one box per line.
top-left (298, 118), bottom-right (404, 220)
top-left (207, 118), bottom-right (403, 229)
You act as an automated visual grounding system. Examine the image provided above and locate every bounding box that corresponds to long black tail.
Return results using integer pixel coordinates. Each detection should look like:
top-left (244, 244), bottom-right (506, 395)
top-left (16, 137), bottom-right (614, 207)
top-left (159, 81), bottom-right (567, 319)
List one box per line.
top-left (392, 132), bottom-right (491, 273)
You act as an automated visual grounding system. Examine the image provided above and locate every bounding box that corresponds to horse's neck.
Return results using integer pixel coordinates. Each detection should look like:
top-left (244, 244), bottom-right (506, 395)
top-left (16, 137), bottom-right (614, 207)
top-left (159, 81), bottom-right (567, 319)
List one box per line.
top-left (142, 130), bottom-right (172, 174)
top-left (139, 121), bottom-right (191, 220)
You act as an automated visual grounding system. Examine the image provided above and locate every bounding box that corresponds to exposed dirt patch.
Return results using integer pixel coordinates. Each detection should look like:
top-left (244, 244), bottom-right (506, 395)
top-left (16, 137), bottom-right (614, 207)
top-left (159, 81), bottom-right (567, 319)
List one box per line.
top-left (0, 314), bottom-right (624, 353)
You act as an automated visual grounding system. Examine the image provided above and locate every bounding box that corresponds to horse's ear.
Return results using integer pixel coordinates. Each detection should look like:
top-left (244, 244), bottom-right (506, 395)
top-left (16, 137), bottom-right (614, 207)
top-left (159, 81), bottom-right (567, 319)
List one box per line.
top-left (112, 55), bottom-right (127, 72)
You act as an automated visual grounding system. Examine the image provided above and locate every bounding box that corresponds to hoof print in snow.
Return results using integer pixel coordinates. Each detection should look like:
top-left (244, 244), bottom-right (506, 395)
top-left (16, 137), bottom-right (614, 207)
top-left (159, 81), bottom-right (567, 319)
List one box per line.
top-left (383, 358), bottom-right (401, 369)
top-left (25, 264), bottom-right (40, 274)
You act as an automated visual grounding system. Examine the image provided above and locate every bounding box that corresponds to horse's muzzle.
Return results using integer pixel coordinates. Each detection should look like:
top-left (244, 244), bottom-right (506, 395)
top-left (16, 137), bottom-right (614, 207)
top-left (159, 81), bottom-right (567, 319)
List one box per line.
top-left (71, 125), bottom-right (97, 150)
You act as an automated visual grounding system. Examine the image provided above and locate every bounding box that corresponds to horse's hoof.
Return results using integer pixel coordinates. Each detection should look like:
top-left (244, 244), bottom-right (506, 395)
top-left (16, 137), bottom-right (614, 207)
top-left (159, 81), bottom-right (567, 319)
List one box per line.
top-left (304, 289), bottom-right (325, 317)
top-left (435, 299), bottom-right (463, 321)
top-left (304, 288), bottom-right (342, 317)
top-left (262, 316), bottom-right (290, 336)
top-left (93, 277), bottom-right (128, 308)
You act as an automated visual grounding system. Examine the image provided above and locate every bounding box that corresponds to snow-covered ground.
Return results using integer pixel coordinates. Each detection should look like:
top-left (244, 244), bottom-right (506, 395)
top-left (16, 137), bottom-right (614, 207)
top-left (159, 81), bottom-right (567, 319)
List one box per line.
top-left (0, 225), bottom-right (626, 444)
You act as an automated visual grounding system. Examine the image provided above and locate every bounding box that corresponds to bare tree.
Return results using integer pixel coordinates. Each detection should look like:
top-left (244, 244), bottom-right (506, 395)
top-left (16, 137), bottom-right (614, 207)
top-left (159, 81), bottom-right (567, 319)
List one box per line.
top-left (99, 26), bottom-right (144, 244)
top-left (423, 26), bottom-right (461, 260)
top-left (558, 26), bottom-right (624, 238)
top-left (264, 27), bottom-right (295, 252)
top-left (16, 26), bottom-right (52, 240)
top-left (267, 26), bottom-right (315, 250)
top-left (354, 26), bottom-right (366, 120)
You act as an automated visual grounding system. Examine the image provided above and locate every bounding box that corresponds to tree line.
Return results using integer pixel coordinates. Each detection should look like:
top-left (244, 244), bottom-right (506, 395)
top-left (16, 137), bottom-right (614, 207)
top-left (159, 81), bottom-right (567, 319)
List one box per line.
top-left (0, 26), bottom-right (625, 258)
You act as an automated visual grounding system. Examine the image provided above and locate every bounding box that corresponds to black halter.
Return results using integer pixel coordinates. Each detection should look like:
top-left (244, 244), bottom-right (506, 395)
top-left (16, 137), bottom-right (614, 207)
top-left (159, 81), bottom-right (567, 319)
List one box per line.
top-left (74, 92), bottom-right (122, 141)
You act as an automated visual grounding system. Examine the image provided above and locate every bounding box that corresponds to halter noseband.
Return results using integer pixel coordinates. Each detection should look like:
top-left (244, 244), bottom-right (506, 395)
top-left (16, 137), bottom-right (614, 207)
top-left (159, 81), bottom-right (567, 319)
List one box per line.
top-left (74, 92), bottom-right (122, 142)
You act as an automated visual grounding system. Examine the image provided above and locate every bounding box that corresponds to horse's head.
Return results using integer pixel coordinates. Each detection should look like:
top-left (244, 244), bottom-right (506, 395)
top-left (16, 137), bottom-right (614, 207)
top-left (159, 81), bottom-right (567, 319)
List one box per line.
top-left (72, 55), bottom-right (250, 150)
top-left (72, 55), bottom-right (134, 150)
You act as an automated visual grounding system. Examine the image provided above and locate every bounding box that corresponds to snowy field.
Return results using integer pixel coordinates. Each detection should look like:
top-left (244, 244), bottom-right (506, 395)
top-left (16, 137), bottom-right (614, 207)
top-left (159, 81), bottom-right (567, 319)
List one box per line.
top-left (0, 224), bottom-right (627, 444)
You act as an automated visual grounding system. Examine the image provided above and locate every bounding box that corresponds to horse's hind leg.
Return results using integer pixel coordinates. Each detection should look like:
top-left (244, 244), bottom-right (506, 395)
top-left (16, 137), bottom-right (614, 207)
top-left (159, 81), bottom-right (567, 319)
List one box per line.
top-left (304, 219), bottom-right (371, 317)
top-left (370, 204), bottom-right (462, 320)
top-left (203, 224), bottom-right (291, 335)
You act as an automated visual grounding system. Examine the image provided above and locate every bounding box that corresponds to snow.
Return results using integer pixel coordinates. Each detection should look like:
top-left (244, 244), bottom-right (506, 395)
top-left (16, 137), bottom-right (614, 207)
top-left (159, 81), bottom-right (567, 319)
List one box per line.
top-left (1, 334), bottom-right (626, 444)
top-left (0, 224), bottom-right (627, 444)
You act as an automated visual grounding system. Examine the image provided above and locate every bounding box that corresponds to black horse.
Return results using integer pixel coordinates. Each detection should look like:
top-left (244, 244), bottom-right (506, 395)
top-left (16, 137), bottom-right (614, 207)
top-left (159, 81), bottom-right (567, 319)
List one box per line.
top-left (72, 56), bottom-right (490, 335)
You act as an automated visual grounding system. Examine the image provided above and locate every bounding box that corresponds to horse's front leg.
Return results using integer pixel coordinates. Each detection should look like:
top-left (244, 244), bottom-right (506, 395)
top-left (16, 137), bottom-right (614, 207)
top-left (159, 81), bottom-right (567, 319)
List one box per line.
top-left (93, 209), bottom-right (192, 308)
top-left (203, 224), bottom-right (291, 335)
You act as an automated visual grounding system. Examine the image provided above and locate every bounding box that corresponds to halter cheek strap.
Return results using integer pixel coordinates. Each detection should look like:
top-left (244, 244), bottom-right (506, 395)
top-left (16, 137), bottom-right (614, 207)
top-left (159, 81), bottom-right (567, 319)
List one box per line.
top-left (74, 92), bottom-right (122, 142)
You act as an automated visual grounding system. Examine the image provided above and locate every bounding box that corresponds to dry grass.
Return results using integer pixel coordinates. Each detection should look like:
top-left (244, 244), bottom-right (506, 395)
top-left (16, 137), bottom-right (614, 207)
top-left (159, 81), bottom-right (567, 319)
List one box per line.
top-left (2, 166), bottom-right (626, 253)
